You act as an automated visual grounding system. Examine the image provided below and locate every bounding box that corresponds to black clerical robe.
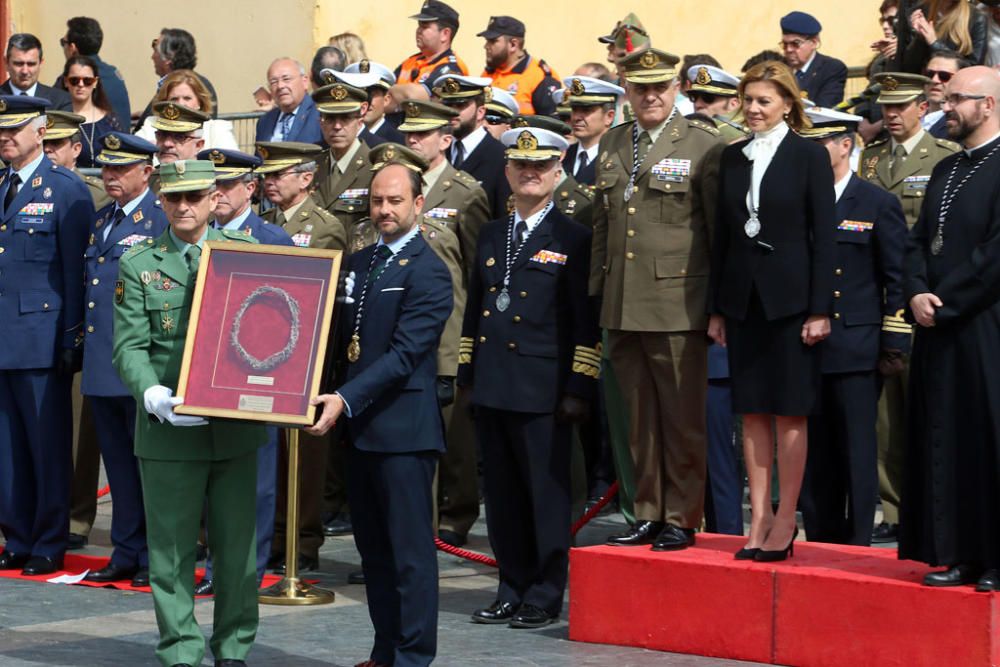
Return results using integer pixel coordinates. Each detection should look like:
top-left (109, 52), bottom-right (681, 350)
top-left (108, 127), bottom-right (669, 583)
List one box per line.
top-left (899, 135), bottom-right (1000, 568)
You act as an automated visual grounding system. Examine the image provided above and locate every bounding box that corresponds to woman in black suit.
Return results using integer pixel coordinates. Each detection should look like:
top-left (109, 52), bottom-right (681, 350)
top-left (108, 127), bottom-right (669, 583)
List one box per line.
top-left (707, 61), bottom-right (836, 561)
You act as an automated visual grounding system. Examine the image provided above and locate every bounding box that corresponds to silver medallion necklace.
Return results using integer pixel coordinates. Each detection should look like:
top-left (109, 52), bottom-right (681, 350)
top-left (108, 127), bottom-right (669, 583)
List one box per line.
top-left (497, 201), bottom-right (554, 312)
top-left (930, 141), bottom-right (1000, 255)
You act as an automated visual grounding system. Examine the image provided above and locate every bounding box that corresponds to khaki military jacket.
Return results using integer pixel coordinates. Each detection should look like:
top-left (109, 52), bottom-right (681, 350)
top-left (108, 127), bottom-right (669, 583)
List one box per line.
top-left (860, 130), bottom-right (959, 229)
top-left (263, 194), bottom-right (347, 251)
top-left (78, 170), bottom-right (112, 211)
top-left (421, 162), bottom-right (490, 282)
top-left (315, 141), bottom-right (373, 231)
top-left (112, 226), bottom-right (267, 461)
top-left (590, 112), bottom-right (724, 332)
top-left (554, 173), bottom-right (595, 227)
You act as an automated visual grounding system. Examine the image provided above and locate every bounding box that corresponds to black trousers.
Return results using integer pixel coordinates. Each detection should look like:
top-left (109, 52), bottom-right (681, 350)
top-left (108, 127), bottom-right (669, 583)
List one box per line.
top-left (475, 406), bottom-right (571, 617)
top-left (801, 370), bottom-right (879, 546)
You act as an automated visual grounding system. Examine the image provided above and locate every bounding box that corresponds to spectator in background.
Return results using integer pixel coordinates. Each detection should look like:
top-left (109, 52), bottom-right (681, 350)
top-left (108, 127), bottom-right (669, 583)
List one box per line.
top-left (779, 11), bottom-right (848, 106)
top-left (741, 49), bottom-right (785, 73)
top-left (979, 0), bottom-right (1000, 66)
top-left (573, 62), bottom-right (614, 81)
top-left (310, 46), bottom-right (346, 90)
top-left (256, 58), bottom-right (322, 145)
top-left (920, 49), bottom-right (969, 137)
top-left (901, 0), bottom-right (988, 71)
top-left (0, 33), bottom-right (72, 109)
top-left (329, 32), bottom-right (367, 64)
top-left (135, 70), bottom-right (236, 154)
top-left (870, 0), bottom-right (902, 77)
top-left (58, 17), bottom-right (130, 130)
top-left (135, 28), bottom-right (218, 130)
top-left (60, 56), bottom-right (121, 168)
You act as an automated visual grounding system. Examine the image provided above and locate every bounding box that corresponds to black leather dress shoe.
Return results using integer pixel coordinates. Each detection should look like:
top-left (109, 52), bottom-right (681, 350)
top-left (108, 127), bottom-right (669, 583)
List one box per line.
top-left (215, 660), bottom-right (247, 666)
top-left (606, 520), bottom-right (665, 546)
top-left (67, 533), bottom-right (88, 551)
top-left (194, 578), bottom-right (214, 596)
top-left (348, 570), bottom-right (365, 585)
top-left (975, 569), bottom-right (1000, 592)
top-left (651, 524), bottom-right (696, 551)
top-left (509, 604), bottom-right (556, 629)
top-left (0, 550), bottom-right (30, 570)
top-left (871, 522), bottom-right (898, 544)
top-left (323, 512), bottom-right (353, 536)
top-left (84, 562), bottom-right (137, 583)
top-left (270, 554), bottom-right (319, 574)
top-left (438, 529), bottom-right (467, 548)
top-left (131, 568), bottom-right (150, 587)
top-left (923, 564), bottom-right (981, 587)
top-left (470, 600), bottom-right (517, 624)
top-left (22, 556), bottom-right (62, 576)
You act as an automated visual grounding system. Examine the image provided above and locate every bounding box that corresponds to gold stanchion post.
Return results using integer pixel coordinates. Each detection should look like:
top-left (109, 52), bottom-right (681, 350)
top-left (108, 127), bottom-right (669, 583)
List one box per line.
top-left (259, 428), bottom-right (336, 605)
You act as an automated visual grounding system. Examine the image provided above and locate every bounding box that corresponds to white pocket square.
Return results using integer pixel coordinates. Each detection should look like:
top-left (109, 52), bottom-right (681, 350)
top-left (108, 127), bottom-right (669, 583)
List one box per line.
top-left (380, 287), bottom-right (405, 292)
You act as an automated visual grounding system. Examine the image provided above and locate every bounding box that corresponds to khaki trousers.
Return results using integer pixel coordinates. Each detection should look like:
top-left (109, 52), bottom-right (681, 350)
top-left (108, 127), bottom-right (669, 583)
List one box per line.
top-left (876, 365), bottom-right (908, 524)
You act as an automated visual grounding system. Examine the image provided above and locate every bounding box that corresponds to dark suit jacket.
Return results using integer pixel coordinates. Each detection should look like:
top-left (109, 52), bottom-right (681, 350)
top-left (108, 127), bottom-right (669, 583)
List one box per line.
top-left (453, 131), bottom-right (512, 220)
top-left (458, 207), bottom-right (599, 413)
top-left (362, 119), bottom-right (405, 147)
top-left (215, 210), bottom-right (294, 247)
top-left (819, 174), bottom-right (908, 374)
top-left (795, 52), bottom-right (848, 108)
top-left (562, 144), bottom-right (596, 186)
top-left (928, 115), bottom-right (949, 140)
top-left (254, 94), bottom-right (323, 146)
top-left (709, 130), bottom-right (837, 321)
top-left (0, 81), bottom-right (72, 110)
top-left (336, 233), bottom-right (453, 454)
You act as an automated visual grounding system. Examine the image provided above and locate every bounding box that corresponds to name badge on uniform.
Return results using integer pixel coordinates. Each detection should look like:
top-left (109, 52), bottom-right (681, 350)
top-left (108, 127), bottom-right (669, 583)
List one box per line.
top-left (531, 250), bottom-right (568, 265)
top-left (838, 220), bottom-right (874, 232)
top-left (652, 158), bottom-right (690, 182)
top-left (19, 202), bottom-right (54, 216)
top-left (425, 207), bottom-right (458, 220)
top-left (291, 233), bottom-right (312, 247)
top-left (903, 175), bottom-right (930, 190)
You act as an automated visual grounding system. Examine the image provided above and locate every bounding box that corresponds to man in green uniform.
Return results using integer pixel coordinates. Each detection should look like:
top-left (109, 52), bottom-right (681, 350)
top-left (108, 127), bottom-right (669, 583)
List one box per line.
top-left (591, 48), bottom-right (724, 550)
top-left (112, 160), bottom-right (266, 667)
top-left (685, 64), bottom-right (748, 144)
top-left (859, 71), bottom-right (959, 544)
top-left (313, 82), bottom-right (373, 233)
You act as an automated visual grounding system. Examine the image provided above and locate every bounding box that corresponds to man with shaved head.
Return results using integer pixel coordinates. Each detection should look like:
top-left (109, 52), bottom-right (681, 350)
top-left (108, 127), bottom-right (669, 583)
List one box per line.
top-left (900, 66), bottom-right (1000, 592)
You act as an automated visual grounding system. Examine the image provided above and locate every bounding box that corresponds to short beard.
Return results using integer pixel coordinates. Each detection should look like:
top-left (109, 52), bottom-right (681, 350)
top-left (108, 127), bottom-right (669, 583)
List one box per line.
top-left (946, 111), bottom-right (976, 143)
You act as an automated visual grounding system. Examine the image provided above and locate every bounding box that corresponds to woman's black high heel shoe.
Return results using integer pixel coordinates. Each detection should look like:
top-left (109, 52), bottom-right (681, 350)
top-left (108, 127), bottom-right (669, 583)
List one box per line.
top-left (754, 526), bottom-right (799, 562)
top-left (734, 547), bottom-right (760, 560)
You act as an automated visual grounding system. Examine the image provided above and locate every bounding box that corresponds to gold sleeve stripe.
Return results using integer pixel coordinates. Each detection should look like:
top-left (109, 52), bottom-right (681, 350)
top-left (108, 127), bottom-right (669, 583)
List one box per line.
top-left (459, 353), bottom-right (472, 365)
top-left (572, 361), bottom-right (601, 379)
top-left (882, 312), bottom-right (911, 334)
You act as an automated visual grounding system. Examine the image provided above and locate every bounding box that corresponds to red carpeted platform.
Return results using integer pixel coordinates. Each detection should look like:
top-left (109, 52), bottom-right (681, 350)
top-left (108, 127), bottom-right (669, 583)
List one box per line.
top-left (569, 533), bottom-right (1000, 667)
top-left (0, 553), bottom-right (284, 595)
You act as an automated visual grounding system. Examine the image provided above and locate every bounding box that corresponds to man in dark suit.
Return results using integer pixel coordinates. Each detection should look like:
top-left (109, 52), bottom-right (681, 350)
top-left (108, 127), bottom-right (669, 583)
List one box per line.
top-left (799, 108), bottom-right (908, 546)
top-left (459, 127), bottom-right (600, 629)
top-left (57, 17), bottom-right (130, 129)
top-left (1, 34), bottom-right (72, 110)
top-left (255, 58), bottom-right (323, 146)
top-left (431, 74), bottom-right (512, 219)
top-left (780, 12), bottom-right (847, 107)
top-left (309, 161), bottom-right (453, 667)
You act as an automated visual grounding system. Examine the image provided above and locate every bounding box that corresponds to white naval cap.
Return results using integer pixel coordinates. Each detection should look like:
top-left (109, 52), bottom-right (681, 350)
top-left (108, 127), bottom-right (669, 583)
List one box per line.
top-left (319, 68), bottom-right (381, 90)
top-left (345, 59), bottom-right (396, 89)
top-left (801, 107), bottom-right (862, 139)
top-left (485, 86), bottom-right (520, 117)
top-left (561, 75), bottom-right (625, 105)
top-left (431, 74), bottom-right (493, 99)
top-left (501, 126), bottom-right (569, 161)
top-left (687, 65), bottom-right (740, 96)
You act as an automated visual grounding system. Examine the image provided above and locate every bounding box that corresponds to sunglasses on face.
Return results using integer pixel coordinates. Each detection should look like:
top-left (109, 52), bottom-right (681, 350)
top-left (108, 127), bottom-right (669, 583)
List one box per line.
top-left (879, 15), bottom-right (899, 28)
top-left (688, 91), bottom-right (721, 105)
top-left (67, 76), bottom-right (97, 87)
top-left (924, 69), bottom-right (954, 83)
top-left (162, 191), bottom-right (210, 204)
top-left (484, 114), bottom-right (508, 125)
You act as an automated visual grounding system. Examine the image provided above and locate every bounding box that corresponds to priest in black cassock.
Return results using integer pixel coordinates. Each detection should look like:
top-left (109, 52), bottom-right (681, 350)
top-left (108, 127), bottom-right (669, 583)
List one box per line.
top-left (900, 66), bottom-right (1000, 592)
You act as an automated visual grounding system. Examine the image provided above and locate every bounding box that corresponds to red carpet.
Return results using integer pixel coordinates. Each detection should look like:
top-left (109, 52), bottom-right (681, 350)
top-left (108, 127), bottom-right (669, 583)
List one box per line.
top-left (0, 553), bottom-right (284, 595)
top-left (569, 533), bottom-right (1000, 667)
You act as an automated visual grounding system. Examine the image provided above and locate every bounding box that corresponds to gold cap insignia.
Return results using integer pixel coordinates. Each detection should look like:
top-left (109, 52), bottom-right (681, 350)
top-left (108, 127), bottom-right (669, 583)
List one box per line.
top-left (800, 90), bottom-right (809, 99)
top-left (640, 51), bottom-right (658, 69)
top-left (516, 130), bottom-right (538, 150)
top-left (405, 102), bottom-right (420, 118)
top-left (0, 99), bottom-right (7, 112)
top-left (175, 161), bottom-right (186, 175)
top-left (208, 150), bottom-right (225, 165)
top-left (332, 85), bottom-right (348, 101)
top-left (571, 78), bottom-right (585, 96)
top-left (359, 59), bottom-right (370, 74)
top-left (444, 78), bottom-right (461, 94)
top-left (258, 146), bottom-right (269, 159)
top-left (883, 76), bottom-right (899, 91)
top-left (383, 145), bottom-right (396, 161)
top-left (512, 117), bottom-right (528, 128)
top-left (105, 134), bottom-right (121, 150)
top-left (46, 116), bottom-right (54, 129)
top-left (323, 71), bottom-right (336, 85)
top-left (162, 104), bottom-right (181, 120)
top-left (695, 67), bottom-right (711, 86)
top-left (484, 87), bottom-right (493, 103)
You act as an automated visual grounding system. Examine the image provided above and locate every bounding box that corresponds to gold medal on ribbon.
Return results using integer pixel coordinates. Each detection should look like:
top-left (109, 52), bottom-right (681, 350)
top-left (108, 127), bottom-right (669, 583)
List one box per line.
top-left (347, 334), bottom-right (361, 363)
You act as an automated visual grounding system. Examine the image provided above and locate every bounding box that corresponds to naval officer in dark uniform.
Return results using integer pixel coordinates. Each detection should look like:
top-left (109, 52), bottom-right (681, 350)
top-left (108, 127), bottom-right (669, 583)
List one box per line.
top-left (797, 108), bottom-right (908, 546)
top-left (459, 126), bottom-right (600, 629)
top-left (81, 132), bottom-right (167, 586)
top-left (0, 95), bottom-right (94, 576)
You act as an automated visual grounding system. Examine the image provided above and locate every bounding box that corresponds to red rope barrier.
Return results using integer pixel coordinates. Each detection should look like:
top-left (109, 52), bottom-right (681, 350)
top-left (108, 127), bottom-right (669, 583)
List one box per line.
top-left (97, 485), bottom-right (110, 498)
top-left (434, 481), bottom-right (621, 567)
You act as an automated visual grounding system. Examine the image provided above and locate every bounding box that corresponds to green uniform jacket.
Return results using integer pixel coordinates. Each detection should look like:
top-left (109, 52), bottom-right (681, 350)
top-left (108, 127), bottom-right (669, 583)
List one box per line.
top-left (315, 140), bottom-right (373, 232)
top-left (421, 162), bottom-right (490, 283)
top-left (263, 194), bottom-right (348, 251)
top-left (590, 112), bottom-right (724, 332)
top-left (112, 226), bottom-right (267, 461)
top-left (860, 130), bottom-right (959, 229)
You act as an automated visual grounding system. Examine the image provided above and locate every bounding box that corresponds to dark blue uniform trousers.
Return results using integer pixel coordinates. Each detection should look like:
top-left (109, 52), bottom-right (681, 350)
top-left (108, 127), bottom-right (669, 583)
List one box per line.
top-left (0, 369), bottom-right (72, 558)
top-left (348, 447), bottom-right (438, 667)
top-left (705, 379), bottom-right (743, 535)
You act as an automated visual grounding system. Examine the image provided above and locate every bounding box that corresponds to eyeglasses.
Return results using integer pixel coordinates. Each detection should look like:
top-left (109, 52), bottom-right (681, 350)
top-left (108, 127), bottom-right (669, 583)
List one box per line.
top-left (944, 92), bottom-right (987, 106)
top-left (67, 76), bottom-right (97, 87)
top-left (154, 130), bottom-right (198, 143)
top-left (268, 75), bottom-right (297, 88)
top-left (923, 69), bottom-right (955, 83)
top-left (779, 38), bottom-right (812, 50)
top-left (161, 191), bottom-right (210, 204)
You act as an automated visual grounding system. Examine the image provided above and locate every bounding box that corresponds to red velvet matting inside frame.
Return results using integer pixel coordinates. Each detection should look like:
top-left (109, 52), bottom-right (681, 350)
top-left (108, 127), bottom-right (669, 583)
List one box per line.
top-left (0, 553), bottom-right (285, 596)
top-left (569, 533), bottom-right (1000, 667)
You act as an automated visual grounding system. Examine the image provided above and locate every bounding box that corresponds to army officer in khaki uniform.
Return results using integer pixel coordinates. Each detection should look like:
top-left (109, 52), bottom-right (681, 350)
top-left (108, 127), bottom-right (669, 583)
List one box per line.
top-left (590, 48), bottom-right (725, 551)
top-left (859, 72), bottom-right (959, 544)
top-left (112, 160), bottom-right (266, 667)
top-left (313, 81), bottom-right (373, 234)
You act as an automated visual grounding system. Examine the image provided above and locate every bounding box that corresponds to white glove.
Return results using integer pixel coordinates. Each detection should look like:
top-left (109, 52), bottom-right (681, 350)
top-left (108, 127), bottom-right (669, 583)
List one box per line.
top-left (143, 385), bottom-right (209, 427)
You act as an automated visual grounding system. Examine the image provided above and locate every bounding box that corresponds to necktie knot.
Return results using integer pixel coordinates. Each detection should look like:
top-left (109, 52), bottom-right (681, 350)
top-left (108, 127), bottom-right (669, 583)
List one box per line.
top-left (4, 172), bottom-right (21, 211)
top-left (514, 219), bottom-right (528, 249)
top-left (186, 245), bottom-right (202, 272)
top-left (376, 244), bottom-right (393, 259)
top-left (577, 151), bottom-right (590, 175)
